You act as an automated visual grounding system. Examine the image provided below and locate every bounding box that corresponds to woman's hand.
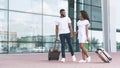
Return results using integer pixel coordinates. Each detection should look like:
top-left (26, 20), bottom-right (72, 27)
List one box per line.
top-left (74, 32), bottom-right (78, 37)
top-left (86, 37), bottom-right (89, 42)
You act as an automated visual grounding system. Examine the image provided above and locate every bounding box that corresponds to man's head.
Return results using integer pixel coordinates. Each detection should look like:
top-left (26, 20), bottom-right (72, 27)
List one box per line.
top-left (60, 9), bottom-right (66, 17)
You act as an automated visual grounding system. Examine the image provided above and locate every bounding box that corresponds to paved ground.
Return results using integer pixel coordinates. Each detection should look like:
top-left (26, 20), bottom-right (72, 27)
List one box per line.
top-left (0, 52), bottom-right (120, 68)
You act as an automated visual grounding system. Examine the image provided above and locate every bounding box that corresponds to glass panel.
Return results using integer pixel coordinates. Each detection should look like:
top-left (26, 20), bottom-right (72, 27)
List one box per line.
top-left (92, 0), bottom-right (101, 6)
top-left (9, 0), bottom-right (42, 13)
top-left (84, 5), bottom-right (91, 20)
top-left (84, 0), bottom-right (91, 4)
top-left (77, 0), bottom-right (82, 3)
top-left (77, 0), bottom-right (91, 4)
top-left (0, 0), bottom-right (7, 9)
top-left (32, 44), bottom-right (45, 53)
top-left (9, 12), bottom-right (42, 42)
top-left (76, 3), bottom-right (83, 19)
top-left (9, 12), bottom-right (42, 53)
top-left (76, 4), bottom-right (91, 20)
top-left (0, 42), bottom-right (7, 53)
top-left (91, 22), bottom-right (102, 29)
top-left (0, 10), bottom-right (7, 53)
top-left (9, 43), bottom-right (43, 53)
top-left (0, 10), bottom-right (7, 33)
top-left (43, 16), bottom-right (57, 42)
top-left (90, 30), bottom-right (103, 51)
top-left (92, 6), bottom-right (102, 21)
top-left (43, 0), bottom-right (68, 16)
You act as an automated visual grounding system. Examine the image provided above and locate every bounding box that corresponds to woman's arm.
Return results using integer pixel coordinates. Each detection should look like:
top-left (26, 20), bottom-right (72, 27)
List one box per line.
top-left (86, 24), bottom-right (89, 41)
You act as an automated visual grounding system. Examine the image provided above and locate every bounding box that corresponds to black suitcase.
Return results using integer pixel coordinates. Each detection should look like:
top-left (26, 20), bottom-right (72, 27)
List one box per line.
top-left (48, 41), bottom-right (60, 61)
top-left (96, 48), bottom-right (112, 63)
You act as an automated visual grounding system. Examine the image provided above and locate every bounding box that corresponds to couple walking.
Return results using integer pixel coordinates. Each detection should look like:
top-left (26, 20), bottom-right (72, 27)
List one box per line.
top-left (55, 9), bottom-right (91, 63)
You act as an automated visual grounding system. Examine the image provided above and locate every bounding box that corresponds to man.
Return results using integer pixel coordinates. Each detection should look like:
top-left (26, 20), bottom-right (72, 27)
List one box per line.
top-left (55, 9), bottom-right (76, 63)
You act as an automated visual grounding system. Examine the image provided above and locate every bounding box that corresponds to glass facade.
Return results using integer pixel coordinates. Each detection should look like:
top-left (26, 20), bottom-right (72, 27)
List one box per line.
top-left (1, 0), bottom-right (116, 53)
top-left (9, 0), bottom-right (42, 13)
top-left (0, 0), bottom-right (68, 53)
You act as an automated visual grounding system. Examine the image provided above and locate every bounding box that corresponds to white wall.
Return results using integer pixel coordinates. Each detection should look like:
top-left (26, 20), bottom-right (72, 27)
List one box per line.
top-left (109, 0), bottom-right (117, 52)
top-left (102, 0), bottom-right (117, 52)
top-left (116, 0), bottom-right (120, 29)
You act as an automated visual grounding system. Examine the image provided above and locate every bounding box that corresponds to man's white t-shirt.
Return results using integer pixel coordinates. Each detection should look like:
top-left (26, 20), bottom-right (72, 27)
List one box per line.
top-left (77, 20), bottom-right (90, 43)
top-left (56, 17), bottom-right (71, 34)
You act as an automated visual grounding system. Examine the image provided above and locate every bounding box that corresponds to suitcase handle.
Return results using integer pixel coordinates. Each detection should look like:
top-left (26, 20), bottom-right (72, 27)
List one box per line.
top-left (54, 40), bottom-right (60, 49)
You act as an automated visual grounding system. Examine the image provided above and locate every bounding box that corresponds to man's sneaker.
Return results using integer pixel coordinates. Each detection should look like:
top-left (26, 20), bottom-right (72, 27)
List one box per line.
top-left (78, 60), bottom-right (86, 63)
top-left (86, 56), bottom-right (91, 62)
top-left (61, 58), bottom-right (65, 63)
top-left (72, 55), bottom-right (76, 62)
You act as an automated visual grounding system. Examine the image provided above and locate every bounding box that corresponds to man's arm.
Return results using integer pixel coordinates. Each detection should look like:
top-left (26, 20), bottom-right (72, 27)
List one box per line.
top-left (68, 23), bottom-right (73, 38)
top-left (68, 23), bottom-right (73, 34)
top-left (56, 25), bottom-right (59, 40)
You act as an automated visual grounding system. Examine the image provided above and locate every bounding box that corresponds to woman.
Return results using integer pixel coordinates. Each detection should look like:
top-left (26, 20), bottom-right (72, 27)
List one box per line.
top-left (74, 10), bottom-right (91, 63)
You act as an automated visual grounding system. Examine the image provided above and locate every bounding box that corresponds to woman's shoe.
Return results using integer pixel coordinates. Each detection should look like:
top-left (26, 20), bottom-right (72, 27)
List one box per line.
top-left (86, 56), bottom-right (91, 62)
top-left (78, 60), bottom-right (86, 63)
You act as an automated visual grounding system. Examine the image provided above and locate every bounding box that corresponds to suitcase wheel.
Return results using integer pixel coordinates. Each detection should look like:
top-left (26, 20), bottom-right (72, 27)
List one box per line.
top-left (57, 58), bottom-right (59, 60)
top-left (48, 57), bottom-right (51, 61)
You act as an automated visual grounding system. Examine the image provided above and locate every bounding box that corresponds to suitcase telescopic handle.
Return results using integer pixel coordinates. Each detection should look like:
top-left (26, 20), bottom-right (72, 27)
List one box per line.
top-left (54, 40), bottom-right (60, 48)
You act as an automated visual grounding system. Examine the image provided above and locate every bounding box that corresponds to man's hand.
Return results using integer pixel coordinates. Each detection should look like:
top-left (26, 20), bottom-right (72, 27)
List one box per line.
top-left (74, 32), bottom-right (77, 36)
top-left (70, 33), bottom-right (74, 39)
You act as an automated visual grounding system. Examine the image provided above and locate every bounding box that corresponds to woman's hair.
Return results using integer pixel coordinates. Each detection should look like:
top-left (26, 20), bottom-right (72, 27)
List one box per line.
top-left (80, 10), bottom-right (90, 22)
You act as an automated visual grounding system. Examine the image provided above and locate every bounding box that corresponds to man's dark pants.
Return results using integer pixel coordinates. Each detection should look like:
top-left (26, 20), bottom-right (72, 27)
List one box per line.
top-left (59, 33), bottom-right (74, 58)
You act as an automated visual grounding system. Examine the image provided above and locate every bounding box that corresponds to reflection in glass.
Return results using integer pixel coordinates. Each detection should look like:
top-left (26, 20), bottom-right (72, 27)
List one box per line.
top-left (0, 10), bottom-right (7, 53)
top-left (84, 5), bottom-right (91, 20)
top-left (92, 7), bottom-right (102, 21)
top-left (9, 12), bottom-right (42, 53)
top-left (9, 12), bottom-right (42, 42)
top-left (92, 0), bottom-right (101, 6)
top-left (0, 0), bottom-right (104, 53)
top-left (43, 0), bottom-right (68, 16)
top-left (0, 0), bottom-right (7, 9)
top-left (91, 22), bottom-right (102, 29)
top-left (9, 42), bottom-right (44, 53)
top-left (76, 3), bottom-right (83, 19)
top-left (90, 30), bottom-right (103, 51)
top-left (84, 0), bottom-right (91, 4)
top-left (9, 0), bottom-right (42, 13)
top-left (43, 16), bottom-right (58, 42)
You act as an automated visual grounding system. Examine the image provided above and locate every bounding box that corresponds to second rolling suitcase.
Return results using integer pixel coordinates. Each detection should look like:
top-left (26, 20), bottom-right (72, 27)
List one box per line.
top-left (96, 48), bottom-right (112, 63)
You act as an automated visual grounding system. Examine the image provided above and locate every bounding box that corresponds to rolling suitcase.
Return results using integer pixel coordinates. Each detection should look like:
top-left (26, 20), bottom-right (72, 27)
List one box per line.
top-left (48, 41), bottom-right (60, 61)
top-left (96, 48), bottom-right (112, 63)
